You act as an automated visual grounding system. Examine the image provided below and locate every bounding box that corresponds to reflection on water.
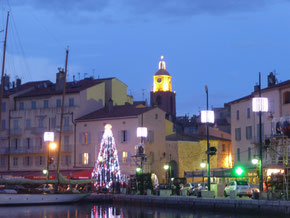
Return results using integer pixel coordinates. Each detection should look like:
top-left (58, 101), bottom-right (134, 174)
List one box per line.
top-left (0, 203), bottom-right (287, 218)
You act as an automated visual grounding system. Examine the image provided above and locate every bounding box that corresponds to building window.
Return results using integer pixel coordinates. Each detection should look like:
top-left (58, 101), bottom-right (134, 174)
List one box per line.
top-left (26, 138), bottom-right (31, 150)
top-left (13, 157), bottom-right (18, 167)
top-left (1, 120), bottom-right (5, 129)
top-left (83, 153), bottom-right (89, 165)
top-left (284, 91), bottom-right (290, 104)
top-left (237, 148), bottom-right (240, 162)
top-left (56, 99), bottom-right (61, 107)
top-left (50, 117), bottom-right (56, 128)
top-left (119, 130), bottom-right (128, 143)
top-left (38, 119), bottom-right (44, 128)
top-left (2, 102), bottom-right (6, 112)
top-left (248, 147), bottom-right (251, 161)
top-left (236, 110), bottom-right (239, 120)
top-left (26, 119), bottom-right (31, 129)
top-left (69, 98), bottom-right (74, 107)
top-left (23, 156), bottom-right (31, 167)
top-left (246, 126), bottom-right (252, 140)
top-left (155, 114), bottom-right (158, 120)
top-left (247, 108), bottom-right (251, 119)
top-left (13, 120), bottom-right (19, 130)
top-left (19, 102), bottom-right (24, 110)
top-left (80, 132), bottom-right (90, 145)
top-left (39, 156), bottom-right (43, 166)
top-left (13, 138), bottom-right (19, 150)
top-left (122, 151), bottom-right (128, 163)
top-left (64, 117), bottom-right (69, 127)
top-left (1, 157), bottom-right (5, 167)
top-left (44, 100), bottom-right (49, 108)
top-left (235, 128), bottom-right (241, 141)
top-left (32, 101), bottom-right (36, 109)
top-left (222, 144), bottom-right (226, 152)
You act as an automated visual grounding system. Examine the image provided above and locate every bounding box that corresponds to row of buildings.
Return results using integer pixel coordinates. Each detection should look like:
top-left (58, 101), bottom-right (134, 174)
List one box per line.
top-left (0, 56), bottom-right (289, 185)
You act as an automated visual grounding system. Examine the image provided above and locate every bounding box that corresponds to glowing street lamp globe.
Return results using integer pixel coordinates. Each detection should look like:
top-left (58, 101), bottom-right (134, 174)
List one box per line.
top-left (252, 158), bottom-right (258, 165)
top-left (164, 164), bottom-right (169, 170)
top-left (200, 162), bottom-right (206, 168)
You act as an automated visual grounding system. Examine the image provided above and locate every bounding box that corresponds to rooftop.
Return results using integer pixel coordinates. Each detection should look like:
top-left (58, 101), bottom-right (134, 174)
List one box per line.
top-left (14, 77), bottom-right (114, 99)
top-left (76, 104), bottom-right (156, 121)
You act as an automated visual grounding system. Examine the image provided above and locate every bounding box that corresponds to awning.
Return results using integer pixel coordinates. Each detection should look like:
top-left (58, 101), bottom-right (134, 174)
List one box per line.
top-left (71, 169), bottom-right (93, 179)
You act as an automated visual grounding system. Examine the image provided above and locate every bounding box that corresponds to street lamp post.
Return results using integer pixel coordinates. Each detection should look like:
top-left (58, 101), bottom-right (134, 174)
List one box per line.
top-left (252, 72), bottom-right (268, 193)
top-left (201, 85), bottom-right (215, 191)
top-left (43, 131), bottom-right (55, 181)
top-left (200, 161), bottom-right (206, 188)
top-left (164, 164), bottom-right (169, 184)
top-left (46, 142), bottom-right (57, 180)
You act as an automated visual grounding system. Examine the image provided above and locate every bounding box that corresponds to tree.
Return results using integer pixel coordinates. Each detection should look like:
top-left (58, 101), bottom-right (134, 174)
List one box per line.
top-left (92, 124), bottom-right (121, 188)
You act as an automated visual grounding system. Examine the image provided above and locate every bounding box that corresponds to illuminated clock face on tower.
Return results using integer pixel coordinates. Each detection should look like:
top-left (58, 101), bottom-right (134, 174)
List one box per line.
top-left (157, 78), bottom-right (162, 83)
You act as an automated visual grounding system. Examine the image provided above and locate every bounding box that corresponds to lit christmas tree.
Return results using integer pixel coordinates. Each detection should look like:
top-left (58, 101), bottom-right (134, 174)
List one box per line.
top-left (92, 124), bottom-right (121, 188)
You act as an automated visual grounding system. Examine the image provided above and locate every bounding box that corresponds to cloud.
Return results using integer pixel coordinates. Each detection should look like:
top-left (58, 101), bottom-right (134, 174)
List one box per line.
top-left (7, 0), bottom-right (290, 22)
top-left (10, 0), bottom-right (109, 13)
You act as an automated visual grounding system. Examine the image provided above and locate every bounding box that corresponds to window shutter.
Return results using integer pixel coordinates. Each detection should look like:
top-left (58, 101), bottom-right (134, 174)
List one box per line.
top-left (79, 133), bottom-right (83, 144)
top-left (89, 153), bottom-right (92, 165)
top-left (79, 153), bottom-right (82, 165)
top-left (118, 131), bottom-right (121, 142)
top-left (88, 132), bottom-right (91, 144)
top-left (61, 156), bottom-right (65, 166)
top-left (127, 151), bottom-right (130, 162)
top-left (23, 157), bottom-right (26, 167)
top-left (68, 155), bottom-right (72, 165)
top-left (126, 130), bottom-right (130, 142)
top-left (23, 139), bottom-right (26, 150)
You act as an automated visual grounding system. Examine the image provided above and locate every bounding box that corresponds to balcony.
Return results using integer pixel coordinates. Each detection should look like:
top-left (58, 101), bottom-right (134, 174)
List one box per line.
top-left (62, 125), bottom-right (73, 133)
top-left (0, 147), bottom-right (8, 154)
top-left (31, 127), bottom-right (47, 135)
top-left (62, 144), bottom-right (72, 152)
top-left (10, 128), bottom-right (22, 136)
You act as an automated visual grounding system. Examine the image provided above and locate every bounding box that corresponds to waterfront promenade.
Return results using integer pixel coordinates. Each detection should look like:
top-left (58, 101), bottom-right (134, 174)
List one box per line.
top-left (85, 193), bottom-right (290, 215)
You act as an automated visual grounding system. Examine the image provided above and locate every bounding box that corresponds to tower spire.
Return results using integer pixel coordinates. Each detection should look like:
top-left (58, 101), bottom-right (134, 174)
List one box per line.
top-left (158, 56), bottom-right (166, 70)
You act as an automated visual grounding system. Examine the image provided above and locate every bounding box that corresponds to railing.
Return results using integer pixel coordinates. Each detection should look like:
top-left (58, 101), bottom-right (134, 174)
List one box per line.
top-left (0, 147), bottom-right (8, 154)
top-left (62, 144), bottom-right (72, 152)
top-left (31, 127), bottom-right (47, 135)
top-left (10, 128), bottom-right (22, 136)
top-left (62, 125), bottom-right (73, 133)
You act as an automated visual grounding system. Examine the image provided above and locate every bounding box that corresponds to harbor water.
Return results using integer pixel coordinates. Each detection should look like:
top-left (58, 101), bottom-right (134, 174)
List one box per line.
top-left (0, 203), bottom-right (287, 218)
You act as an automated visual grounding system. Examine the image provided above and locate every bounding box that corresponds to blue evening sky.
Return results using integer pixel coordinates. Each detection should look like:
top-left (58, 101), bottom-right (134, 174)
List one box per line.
top-left (0, 0), bottom-right (290, 116)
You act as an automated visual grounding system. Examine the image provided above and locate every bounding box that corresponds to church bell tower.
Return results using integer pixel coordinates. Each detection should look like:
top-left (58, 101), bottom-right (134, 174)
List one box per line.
top-left (150, 56), bottom-right (176, 119)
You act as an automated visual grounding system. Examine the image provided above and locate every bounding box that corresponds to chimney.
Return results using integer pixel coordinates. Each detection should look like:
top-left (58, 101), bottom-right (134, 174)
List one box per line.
top-left (267, 72), bottom-right (277, 87)
top-left (107, 98), bottom-right (113, 112)
top-left (254, 84), bottom-right (259, 92)
top-left (56, 68), bottom-right (65, 91)
top-left (3, 74), bottom-right (10, 90)
top-left (16, 78), bottom-right (21, 88)
top-left (12, 81), bottom-right (15, 88)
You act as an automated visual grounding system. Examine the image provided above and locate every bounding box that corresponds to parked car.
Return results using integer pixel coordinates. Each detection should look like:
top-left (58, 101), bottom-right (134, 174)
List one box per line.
top-left (224, 181), bottom-right (252, 198)
top-left (180, 183), bottom-right (198, 196)
top-left (250, 184), bottom-right (259, 193)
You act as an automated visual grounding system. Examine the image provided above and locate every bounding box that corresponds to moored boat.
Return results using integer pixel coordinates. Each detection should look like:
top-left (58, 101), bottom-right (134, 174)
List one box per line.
top-left (0, 193), bottom-right (89, 205)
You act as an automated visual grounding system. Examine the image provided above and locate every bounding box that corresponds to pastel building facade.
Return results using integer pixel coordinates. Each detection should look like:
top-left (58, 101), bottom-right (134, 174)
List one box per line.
top-left (0, 71), bottom-right (132, 175)
top-left (75, 104), bottom-right (167, 182)
top-left (229, 77), bottom-right (290, 168)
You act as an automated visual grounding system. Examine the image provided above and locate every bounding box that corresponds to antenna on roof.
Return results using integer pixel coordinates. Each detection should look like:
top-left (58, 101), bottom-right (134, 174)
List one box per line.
top-left (78, 72), bottom-right (80, 81)
top-left (142, 89), bottom-right (145, 101)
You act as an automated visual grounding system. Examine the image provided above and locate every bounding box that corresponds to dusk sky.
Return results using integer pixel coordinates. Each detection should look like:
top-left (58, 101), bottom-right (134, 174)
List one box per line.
top-left (1, 0), bottom-right (290, 116)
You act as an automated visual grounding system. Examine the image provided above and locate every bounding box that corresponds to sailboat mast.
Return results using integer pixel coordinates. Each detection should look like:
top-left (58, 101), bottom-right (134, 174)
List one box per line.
top-left (0, 11), bottom-right (10, 129)
top-left (57, 48), bottom-right (69, 180)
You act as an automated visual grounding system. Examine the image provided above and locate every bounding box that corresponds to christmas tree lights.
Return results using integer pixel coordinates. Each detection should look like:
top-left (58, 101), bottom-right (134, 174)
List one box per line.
top-left (92, 124), bottom-right (121, 188)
